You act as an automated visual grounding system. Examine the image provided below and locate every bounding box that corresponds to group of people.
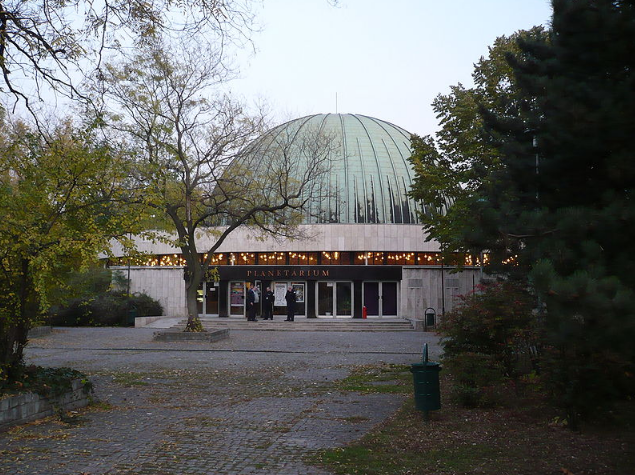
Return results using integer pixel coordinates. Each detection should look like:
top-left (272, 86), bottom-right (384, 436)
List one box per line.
top-left (246, 284), bottom-right (297, 322)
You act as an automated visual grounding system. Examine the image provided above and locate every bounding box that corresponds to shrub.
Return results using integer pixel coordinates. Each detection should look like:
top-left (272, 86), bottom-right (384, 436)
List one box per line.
top-left (439, 280), bottom-right (537, 378)
top-left (128, 292), bottom-right (163, 318)
top-left (541, 344), bottom-right (635, 429)
top-left (439, 280), bottom-right (538, 407)
top-left (1, 364), bottom-right (92, 398)
top-left (444, 352), bottom-right (506, 407)
top-left (49, 291), bottom-right (163, 327)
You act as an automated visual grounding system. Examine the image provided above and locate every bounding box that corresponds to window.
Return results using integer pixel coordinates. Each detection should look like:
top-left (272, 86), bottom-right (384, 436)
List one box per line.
top-left (321, 251), bottom-right (351, 265)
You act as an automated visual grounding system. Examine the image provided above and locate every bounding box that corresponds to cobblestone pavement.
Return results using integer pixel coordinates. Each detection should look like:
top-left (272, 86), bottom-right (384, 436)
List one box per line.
top-left (1, 327), bottom-right (441, 475)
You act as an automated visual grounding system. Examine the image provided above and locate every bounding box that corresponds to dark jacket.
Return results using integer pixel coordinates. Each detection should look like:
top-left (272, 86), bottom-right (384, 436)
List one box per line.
top-left (263, 290), bottom-right (274, 305)
top-left (285, 290), bottom-right (296, 306)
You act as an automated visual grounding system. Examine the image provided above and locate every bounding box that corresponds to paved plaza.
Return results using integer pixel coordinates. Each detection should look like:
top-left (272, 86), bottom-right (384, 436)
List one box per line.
top-left (0, 326), bottom-right (441, 475)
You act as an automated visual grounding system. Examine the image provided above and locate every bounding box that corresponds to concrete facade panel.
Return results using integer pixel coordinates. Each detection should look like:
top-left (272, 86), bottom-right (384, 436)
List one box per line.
top-left (104, 224), bottom-right (441, 259)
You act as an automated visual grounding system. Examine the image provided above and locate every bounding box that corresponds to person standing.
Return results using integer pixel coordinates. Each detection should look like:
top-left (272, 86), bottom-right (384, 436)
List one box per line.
top-left (246, 283), bottom-right (257, 321)
top-left (285, 286), bottom-right (297, 322)
top-left (253, 284), bottom-right (260, 318)
top-left (262, 287), bottom-right (275, 320)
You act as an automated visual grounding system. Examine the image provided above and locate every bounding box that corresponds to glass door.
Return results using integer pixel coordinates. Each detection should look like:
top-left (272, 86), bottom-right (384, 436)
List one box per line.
top-left (272, 281), bottom-right (306, 316)
top-left (363, 282), bottom-right (398, 318)
top-left (336, 282), bottom-right (352, 316)
top-left (363, 282), bottom-right (380, 317)
top-left (205, 282), bottom-right (219, 315)
top-left (197, 282), bottom-right (219, 316)
top-left (229, 281), bottom-right (245, 316)
top-left (317, 281), bottom-right (352, 317)
top-left (317, 282), bottom-right (334, 316)
top-left (381, 282), bottom-right (398, 317)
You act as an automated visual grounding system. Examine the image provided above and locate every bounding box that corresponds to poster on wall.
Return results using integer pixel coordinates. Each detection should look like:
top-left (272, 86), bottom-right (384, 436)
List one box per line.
top-left (274, 283), bottom-right (287, 306)
top-left (230, 282), bottom-right (245, 305)
top-left (292, 283), bottom-right (305, 303)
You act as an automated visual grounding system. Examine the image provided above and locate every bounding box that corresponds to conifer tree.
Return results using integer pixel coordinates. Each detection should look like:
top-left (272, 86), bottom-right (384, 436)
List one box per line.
top-left (480, 0), bottom-right (635, 426)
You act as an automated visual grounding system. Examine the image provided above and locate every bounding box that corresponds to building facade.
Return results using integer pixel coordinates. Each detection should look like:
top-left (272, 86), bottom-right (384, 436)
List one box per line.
top-left (107, 114), bottom-right (483, 321)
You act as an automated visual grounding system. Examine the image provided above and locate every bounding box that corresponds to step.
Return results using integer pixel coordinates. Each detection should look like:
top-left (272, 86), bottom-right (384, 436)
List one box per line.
top-left (171, 318), bottom-right (416, 332)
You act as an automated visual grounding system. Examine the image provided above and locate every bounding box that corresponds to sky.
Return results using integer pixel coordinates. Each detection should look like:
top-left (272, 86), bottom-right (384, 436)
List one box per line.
top-left (228, 0), bottom-right (553, 137)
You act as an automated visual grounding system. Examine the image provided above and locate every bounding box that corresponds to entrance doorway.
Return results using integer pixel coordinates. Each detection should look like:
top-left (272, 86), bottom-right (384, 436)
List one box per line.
top-left (229, 281), bottom-right (245, 316)
top-left (197, 282), bottom-right (219, 316)
top-left (363, 281), bottom-right (398, 318)
top-left (317, 281), bottom-right (352, 317)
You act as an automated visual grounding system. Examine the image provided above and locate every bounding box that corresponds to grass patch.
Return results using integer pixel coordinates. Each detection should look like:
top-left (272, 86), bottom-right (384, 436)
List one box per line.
top-left (86, 400), bottom-right (113, 412)
top-left (316, 441), bottom-right (503, 475)
top-left (340, 415), bottom-right (370, 423)
top-left (109, 372), bottom-right (151, 387)
top-left (337, 363), bottom-right (411, 394)
top-left (311, 374), bottom-right (635, 475)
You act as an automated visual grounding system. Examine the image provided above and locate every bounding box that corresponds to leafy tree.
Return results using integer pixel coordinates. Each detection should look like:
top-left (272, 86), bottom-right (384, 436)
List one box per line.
top-left (95, 42), bottom-right (337, 331)
top-left (408, 27), bottom-right (549, 272)
top-left (0, 114), bottom-right (137, 381)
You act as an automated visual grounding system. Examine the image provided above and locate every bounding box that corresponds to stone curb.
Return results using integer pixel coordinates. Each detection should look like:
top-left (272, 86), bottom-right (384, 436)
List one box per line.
top-left (0, 379), bottom-right (91, 431)
top-left (27, 326), bottom-right (53, 338)
top-left (152, 328), bottom-right (230, 342)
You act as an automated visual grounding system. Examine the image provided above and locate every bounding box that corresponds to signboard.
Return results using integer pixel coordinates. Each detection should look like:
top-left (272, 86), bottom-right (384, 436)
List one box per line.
top-left (218, 265), bottom-right (402, 281)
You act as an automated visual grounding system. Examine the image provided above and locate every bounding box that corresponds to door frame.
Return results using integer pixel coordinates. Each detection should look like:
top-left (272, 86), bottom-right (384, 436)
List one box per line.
top-left (316, 281), bottom-right (353, 318)
top-left (197, 281), bottom-right (220, 316)
top-left (363, 281), bottom-right (399, 318)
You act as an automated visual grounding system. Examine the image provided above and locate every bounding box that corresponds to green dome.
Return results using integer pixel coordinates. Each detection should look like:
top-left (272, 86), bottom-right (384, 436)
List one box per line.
top-left (241, 113), bottom-right (423, 224)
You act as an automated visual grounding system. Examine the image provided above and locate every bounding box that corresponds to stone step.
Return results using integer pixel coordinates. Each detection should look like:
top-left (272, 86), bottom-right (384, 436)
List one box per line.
top-left (172, 318), bottom-right (416, 332)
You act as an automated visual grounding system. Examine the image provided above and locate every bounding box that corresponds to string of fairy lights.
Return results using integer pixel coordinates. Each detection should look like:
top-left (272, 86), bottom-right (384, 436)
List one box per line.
top-left (108, 251), bottom-right (490, 267)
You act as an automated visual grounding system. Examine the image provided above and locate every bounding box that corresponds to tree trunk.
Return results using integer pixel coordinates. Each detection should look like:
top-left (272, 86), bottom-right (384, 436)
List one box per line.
top-left (0, 323), bottom-right (21, 380)
top-left (184, 259), bottom-right (205, 332)
top-left (0, 259), bottom-right (33, 379)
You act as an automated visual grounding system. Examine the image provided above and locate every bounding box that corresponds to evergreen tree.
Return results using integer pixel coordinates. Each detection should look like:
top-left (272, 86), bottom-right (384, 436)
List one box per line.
top-left (481, 0), bottom-right (635, 426)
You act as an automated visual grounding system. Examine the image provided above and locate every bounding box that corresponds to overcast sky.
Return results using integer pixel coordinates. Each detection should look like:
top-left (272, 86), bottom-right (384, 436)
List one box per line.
top-left (228, 0), bottom-right (553, 136)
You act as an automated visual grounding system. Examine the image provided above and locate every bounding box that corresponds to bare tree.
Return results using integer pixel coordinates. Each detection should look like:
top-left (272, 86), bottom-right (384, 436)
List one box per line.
top-left (97, 42), bottom-right (337, 330)
top-left (0, 0), bottom-right (256, 117)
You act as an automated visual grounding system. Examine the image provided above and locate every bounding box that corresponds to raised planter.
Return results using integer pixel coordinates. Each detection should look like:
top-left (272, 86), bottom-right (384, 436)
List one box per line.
top-left (27, 325), bottom-right (53, 338)
top-left (134, 315), bottom-right (169, 327)
top-left (0, 379), bottom-right (92, 431)
top-left (153, 328), bottom-right (230, 342)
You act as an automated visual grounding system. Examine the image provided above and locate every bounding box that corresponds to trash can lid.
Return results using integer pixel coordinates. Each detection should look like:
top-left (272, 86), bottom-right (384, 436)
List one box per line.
top-left (410, 361), bottom-right (441, 370)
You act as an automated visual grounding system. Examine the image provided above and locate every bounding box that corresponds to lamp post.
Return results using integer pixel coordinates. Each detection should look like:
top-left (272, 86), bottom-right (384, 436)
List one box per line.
top-left (126, 233), bottom-right (132, 325)
top-left (440, 246), bottom-right (445, 319)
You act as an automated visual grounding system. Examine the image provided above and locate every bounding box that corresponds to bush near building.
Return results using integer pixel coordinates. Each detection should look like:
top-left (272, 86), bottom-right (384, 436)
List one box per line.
top-left (48, 291), bottom-right (163, 327)
top-left (438, 280), bottom-right (539, 407)
top-left (46, 268), bottom-right (162, 327)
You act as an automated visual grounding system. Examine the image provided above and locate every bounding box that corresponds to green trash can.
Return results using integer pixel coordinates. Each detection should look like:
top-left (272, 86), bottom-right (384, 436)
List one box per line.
top-left (425, 308), bottom-right (436, 328)
top-left (127, 306), bottom-right (137, 326)
top-left (410, 343), bottom-right (441, 413)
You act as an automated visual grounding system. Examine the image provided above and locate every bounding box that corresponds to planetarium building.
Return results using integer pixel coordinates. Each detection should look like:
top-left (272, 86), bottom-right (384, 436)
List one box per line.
top-left (108, 114), bottom-right (482, 322)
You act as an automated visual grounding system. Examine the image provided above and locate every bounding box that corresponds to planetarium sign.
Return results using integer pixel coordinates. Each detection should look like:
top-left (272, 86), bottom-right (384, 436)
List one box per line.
top-left (218, 266), bottom-right (402, 281)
